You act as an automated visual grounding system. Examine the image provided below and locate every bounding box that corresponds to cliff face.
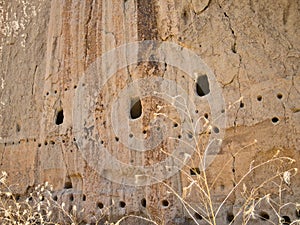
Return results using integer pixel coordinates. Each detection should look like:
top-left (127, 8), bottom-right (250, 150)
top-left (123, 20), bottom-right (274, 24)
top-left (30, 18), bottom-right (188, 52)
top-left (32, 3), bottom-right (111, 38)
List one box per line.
top-left (0, 0), bottom-right (299, 224)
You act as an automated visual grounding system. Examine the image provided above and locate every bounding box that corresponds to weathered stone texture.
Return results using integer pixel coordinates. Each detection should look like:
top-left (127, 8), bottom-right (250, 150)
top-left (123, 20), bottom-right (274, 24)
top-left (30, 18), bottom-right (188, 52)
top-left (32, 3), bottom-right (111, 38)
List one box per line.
top-left (0, 0), bottom-right (299, 224)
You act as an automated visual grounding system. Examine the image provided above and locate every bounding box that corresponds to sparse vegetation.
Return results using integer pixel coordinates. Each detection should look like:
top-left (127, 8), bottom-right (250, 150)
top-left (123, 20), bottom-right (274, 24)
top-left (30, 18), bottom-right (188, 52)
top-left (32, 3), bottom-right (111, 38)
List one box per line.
top-left (0, 149), bottom-right (298, 224)
top-left (172, 150), bottom-right (299, 225)
top-left (148, 96), bottom-right (300, 225)
top-left (0, 171), bottom-right (85, 225)
top-left (0, 101), bottom-right (299, 225)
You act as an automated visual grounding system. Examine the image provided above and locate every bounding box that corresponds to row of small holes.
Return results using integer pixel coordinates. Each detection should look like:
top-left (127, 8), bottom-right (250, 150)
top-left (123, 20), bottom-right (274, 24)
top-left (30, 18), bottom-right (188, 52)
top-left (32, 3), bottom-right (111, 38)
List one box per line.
top-left (45, 84), bottom-right (84, 96)
top-left (126, 129), bottom-right (218, 141)
top-left (124, 123), bottom-right (218, 141)
top-left (96, 201), bottom-right (127, 209)
top-left (70, 194), bottom-right (86, 201)
top-left (194, 211), bottom-right (292, 224)
top-left (92, 198), bottom-right (167, 209)
top-left (2, 108), bottom-right (65, 146)
top-left (53, 193), bottom-right (296, 223)
top-left (3, 117), bottom-right (272, 147)
top-left (2, 137), bottom-right (75, 147)
top-left (258, 211), bottom-right (293, 224)
top-left (194, 110), bottom-right (209, 119)
top-left (238, 94), bottom-right (282, 124)
top-left (233, 93), bottom-right (285, 109)
top-left (256, 93), bottom-right (283, 102)
top-left (3, 138), bottom-right (36, 146)
top-left (52, 194), bottom-right (86, 202)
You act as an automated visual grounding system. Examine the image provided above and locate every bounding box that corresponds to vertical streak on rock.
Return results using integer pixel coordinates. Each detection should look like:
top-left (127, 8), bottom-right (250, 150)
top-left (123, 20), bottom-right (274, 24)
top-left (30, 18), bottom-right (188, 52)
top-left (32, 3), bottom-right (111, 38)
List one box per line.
top-left (136, 0), bottom-right (159, 178)
top-left (84, 0), bottom-right (102, 68)
top-left (136, 0), bottom-right (159, 72)
top-left (100, 0), bottom-right (140, 210)
top-left (38, 0), bottom-right (66, 186)
top-left (136, 1), bottom-right (184, 223)
top-left (137, 0), bottom-right (158, 41)
top-left (41, 0), bottom-right (64, 139)
top-left (39, 0), bottom-right (103, 187)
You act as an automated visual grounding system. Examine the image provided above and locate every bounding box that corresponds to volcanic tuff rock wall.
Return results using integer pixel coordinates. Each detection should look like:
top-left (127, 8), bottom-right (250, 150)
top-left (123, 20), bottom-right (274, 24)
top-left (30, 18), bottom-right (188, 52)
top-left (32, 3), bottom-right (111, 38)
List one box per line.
top-left (0, 0), bottom-right (299, 224)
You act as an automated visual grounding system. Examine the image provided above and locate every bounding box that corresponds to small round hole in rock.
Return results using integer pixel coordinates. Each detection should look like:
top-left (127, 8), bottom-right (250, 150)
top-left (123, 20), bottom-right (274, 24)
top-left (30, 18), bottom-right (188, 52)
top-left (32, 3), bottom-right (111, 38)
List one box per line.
top-left (240, 102), bottom-right (244, 108)
top-left (119, 201), bottom-right (126, 208)
top-left (129, 133), bottom-right (133, 138)
top-left (141, 198), bottom-right (146, 207)
top-left (161, 199), bottom-right (169, 208)
top-left (53, 195), bottom-right (58, 201)
top-left (277, 93), bottom-right (283, 99)
top-left (259, 211), bottom-right (270, 221)
top-left (204, 113), bottom-right (209, 119)
top-left (82, 194), bottom-right (86, 201)
top-left (272, 117), bottom-right (279, 124)
top-left (69, 194), bottom-right (74, 201)
top-left (97, 202), bottom-right (104, 209)
top-left (257, 95), bottom-right (262, 101)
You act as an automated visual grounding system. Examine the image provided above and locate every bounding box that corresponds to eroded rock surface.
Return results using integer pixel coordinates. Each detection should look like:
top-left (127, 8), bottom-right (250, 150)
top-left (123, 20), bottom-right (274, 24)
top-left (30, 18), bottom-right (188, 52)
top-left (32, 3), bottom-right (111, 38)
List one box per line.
top-left (0, 0), bottom-right (299, 224)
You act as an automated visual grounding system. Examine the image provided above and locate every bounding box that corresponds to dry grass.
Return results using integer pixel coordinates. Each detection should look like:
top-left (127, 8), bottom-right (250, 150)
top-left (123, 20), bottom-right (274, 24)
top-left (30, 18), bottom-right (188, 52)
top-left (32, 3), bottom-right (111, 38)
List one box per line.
top-left (150, 97), bottom-right (300, 225)
top-left (0, 154), bottom-right (298, 224)
top-left (0, 171), bottom-right (86, 225)
top-left (0, 100), bottom-right (299, 225)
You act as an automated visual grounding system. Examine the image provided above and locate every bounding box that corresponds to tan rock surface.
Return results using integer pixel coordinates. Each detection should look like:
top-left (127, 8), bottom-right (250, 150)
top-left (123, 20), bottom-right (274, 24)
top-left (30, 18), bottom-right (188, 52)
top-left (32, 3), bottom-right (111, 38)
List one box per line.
top-left (0, 0), bottom-right (299, 224)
